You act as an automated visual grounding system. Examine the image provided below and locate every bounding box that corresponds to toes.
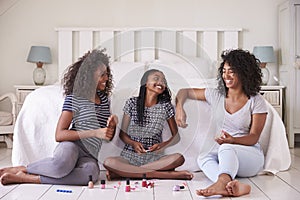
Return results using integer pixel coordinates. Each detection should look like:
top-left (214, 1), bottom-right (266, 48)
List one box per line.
top-left (196, 189), bottom-right (208, 196)
top-left (196, 189), bottom-right (204, 196)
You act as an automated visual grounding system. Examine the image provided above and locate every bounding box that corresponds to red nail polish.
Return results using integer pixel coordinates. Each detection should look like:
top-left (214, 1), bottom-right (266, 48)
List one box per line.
top-left (125, 179), bottom-right (131, 192)
top-left (142, 174), bottom-right (147, 187)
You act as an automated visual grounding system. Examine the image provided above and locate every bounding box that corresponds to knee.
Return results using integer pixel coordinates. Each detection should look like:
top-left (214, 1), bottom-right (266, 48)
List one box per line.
top-left (50, 159), bottom-right (75, 178)
top-left (219, 143), bottom-right (234, 150)
top-left (172, 153), bottom-right (185, 166)
top-left (168, 153), bottom-right (185, 168)
top-left (103, 157), bottom-right (118, 169)
top-left (218, 143), bottom-right (236, 154)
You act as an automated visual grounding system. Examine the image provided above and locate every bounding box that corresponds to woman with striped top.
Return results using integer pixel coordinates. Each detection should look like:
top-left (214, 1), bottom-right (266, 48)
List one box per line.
top-left (0, 48), bottom-right (118, 185)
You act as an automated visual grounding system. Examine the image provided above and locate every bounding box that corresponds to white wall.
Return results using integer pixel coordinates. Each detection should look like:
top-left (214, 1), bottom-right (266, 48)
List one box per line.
top-left (0, 0), bottom-right (286, 95)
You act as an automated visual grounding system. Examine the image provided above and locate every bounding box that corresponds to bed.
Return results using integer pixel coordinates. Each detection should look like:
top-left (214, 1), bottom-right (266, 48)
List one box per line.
top-left (12, 27), bottom-right (291, 174)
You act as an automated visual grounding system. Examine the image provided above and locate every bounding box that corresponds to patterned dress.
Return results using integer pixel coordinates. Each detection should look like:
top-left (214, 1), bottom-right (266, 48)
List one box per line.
top-left (120, 97), bottom-right (175, 166)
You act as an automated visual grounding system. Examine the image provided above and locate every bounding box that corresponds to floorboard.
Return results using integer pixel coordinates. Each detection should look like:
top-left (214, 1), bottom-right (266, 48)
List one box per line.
top-left (249, 174), bottom-right (300, 200)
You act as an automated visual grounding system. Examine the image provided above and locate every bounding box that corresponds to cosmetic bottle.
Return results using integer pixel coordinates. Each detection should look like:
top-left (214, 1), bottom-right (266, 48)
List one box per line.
top-left (125, 179), bottom-right (131, 192)
top-left (88, 175), bottom-right (94, 189)
top-left (172, 185), bottom-right (185, 191)
top-left (142, 174), bottom-right (147, 187)
top-left (100, 180), bottom-right (106, 189)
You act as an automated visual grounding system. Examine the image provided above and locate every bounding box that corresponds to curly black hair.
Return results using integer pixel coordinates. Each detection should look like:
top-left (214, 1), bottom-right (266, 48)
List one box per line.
top-left (217, 49), bottom-right (262, 98)
top-left (62, 48), bottom-right (113, 98)
top-left (137, 69), bottom-right (172, 126)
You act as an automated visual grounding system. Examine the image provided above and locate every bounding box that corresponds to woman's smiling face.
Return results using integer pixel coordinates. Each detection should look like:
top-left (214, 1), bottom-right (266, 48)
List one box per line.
top-left (222, 62), bottom-right (240, 89)
top-left (146, 71), bottom-right (167, 94)
top-left (94, 65), bottom-right (108, 91)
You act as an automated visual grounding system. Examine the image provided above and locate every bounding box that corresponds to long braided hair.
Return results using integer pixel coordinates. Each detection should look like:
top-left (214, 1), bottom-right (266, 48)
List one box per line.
top-left (136, 69), bottom-right (172, 126)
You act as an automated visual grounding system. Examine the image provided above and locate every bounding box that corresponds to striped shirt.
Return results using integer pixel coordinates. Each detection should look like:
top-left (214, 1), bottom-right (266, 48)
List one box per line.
top-left (62, 91), bottom-right (111, 159)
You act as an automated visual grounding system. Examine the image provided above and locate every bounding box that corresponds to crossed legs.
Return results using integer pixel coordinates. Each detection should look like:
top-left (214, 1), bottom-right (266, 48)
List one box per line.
top-left (104, 153), bottom-right (193, 180)
top-left (196, 144), bottom-right (263, 197)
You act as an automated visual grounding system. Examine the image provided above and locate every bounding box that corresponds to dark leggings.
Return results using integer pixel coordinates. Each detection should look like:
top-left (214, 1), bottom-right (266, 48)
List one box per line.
top-left (27, 141), bottom-right (100, 185)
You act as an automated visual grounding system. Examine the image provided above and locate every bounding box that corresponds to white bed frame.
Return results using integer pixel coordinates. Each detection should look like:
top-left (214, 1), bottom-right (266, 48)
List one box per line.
top-left (55, 27), bottom-right (242, 80)
top-left (13, 28), bottom-right (291, 174)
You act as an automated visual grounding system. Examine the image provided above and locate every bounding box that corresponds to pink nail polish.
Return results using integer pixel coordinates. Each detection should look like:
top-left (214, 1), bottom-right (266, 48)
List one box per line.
top-left (100, 180), bottom-right (105, 189)
top-left (125, 179), bottom-right (131, 192)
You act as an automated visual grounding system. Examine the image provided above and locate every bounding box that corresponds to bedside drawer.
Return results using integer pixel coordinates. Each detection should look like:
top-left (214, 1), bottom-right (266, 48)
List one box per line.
top-left (14, 85), bottom-right (42, 115)
top-left (260, 90), bottom-right (280, 105)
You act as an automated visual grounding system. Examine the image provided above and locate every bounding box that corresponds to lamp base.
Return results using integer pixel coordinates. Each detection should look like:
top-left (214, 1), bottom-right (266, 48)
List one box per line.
top-left (33, 67), bottom-right (46, 85)
top-left (261, 67), bottom-right (270, 85)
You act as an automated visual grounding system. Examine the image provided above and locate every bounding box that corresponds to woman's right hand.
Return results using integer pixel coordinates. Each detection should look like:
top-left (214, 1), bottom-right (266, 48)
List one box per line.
top-left (132, 141), bottom-right (146, 154)
top-left (175, 106), bottom-right (188, 128)
top-left (96, 127), bottom-right (115, 141)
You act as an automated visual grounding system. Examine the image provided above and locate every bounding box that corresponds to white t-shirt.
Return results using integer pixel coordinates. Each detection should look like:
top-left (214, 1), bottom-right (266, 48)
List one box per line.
top-left (205, 88), bottom-right (268, 137)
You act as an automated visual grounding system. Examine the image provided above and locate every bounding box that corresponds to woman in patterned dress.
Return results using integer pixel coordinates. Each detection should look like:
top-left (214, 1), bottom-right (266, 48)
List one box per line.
top-left (104, 69), bottom-right (193, 180)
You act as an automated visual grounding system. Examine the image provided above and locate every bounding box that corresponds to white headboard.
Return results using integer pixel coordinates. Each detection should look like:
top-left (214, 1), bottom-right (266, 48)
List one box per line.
top-left (55, 27), bottom-right (242, 80)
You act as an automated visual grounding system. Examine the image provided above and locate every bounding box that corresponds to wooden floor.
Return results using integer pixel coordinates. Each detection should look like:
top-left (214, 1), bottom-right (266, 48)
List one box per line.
top-left (0, 144), bottom-right (300, 200)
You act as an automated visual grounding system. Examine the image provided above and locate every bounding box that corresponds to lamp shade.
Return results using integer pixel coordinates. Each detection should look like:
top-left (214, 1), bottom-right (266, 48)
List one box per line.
top-left (27, 46), bottom-right (52, 64)
top-left (253, 46), bottom-right (275, 63)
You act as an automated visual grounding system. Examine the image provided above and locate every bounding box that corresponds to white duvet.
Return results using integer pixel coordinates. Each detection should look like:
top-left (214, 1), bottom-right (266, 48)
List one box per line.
top-left (12, 84), bottom-right (291, 174)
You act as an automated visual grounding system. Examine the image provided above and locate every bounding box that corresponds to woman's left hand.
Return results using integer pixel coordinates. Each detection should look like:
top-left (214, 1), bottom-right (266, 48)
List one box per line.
top-left (215, 130), bottom-right (235, 145)
top-left (107, 114), bottom-right (118, 129)
top-left (148, 143), bottom-right (163, 152)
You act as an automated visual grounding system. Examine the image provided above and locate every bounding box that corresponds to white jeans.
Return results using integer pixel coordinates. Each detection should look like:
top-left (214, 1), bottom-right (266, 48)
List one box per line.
top-left (197, 143), bottom-right (264, 182)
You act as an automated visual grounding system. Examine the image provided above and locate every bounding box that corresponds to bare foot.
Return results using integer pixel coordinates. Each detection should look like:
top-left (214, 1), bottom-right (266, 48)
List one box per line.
top-left (0, 166), bottom-right (26, 177)
top-left (106, 170), bottom-right (122, 181)
top-left (149, 170), bottom-right (193, 180)
top-left (1, 171), bottom-right (40, 185)
top-left (169, 170), bottom-right (193, 180)
top-left (226, 180), bottom-right (251, 197)
top-left (196, 181), bottom-right (229, 197)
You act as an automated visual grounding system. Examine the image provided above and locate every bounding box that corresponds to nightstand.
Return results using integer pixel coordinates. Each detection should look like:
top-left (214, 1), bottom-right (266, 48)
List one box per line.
top-left (14, 85), bottom-right (42, 115)
top-left (260, 85), bottom-right (285, 120)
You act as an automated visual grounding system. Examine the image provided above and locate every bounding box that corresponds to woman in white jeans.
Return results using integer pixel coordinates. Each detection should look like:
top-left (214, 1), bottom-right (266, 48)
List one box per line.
top-left (175, 49), bottom-right (267, 197)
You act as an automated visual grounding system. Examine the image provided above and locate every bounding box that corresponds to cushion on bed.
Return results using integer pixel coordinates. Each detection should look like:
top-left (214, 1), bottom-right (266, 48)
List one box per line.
top-left (0, 111), bottom-right (13, 125)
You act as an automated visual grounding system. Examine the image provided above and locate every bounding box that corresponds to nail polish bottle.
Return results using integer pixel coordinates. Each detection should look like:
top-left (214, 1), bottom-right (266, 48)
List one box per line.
top-left (172, 185), bottom-right (185, 191)
top-left (142, 174), bottom-right (147, 187)
top-left (88, 175), bottom-right (94, 189)
top-left (125, 179), bottom-right (131, 192)
top-left (100, 179), bottom-right (106, 189)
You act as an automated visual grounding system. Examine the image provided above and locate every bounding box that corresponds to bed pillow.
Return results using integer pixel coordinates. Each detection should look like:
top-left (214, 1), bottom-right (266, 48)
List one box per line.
top-left (110, 62), bottom-right (146, 87)
top-left (155, 52), bottom-right (217, 79)
top-left (0, 111), bottom-right (13, 125)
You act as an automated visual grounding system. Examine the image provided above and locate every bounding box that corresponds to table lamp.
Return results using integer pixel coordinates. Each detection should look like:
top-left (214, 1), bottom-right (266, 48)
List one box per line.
top-left (253, 46), bottom-right (275, 85)
top-left (27, 46), bottom-right (52, 85)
